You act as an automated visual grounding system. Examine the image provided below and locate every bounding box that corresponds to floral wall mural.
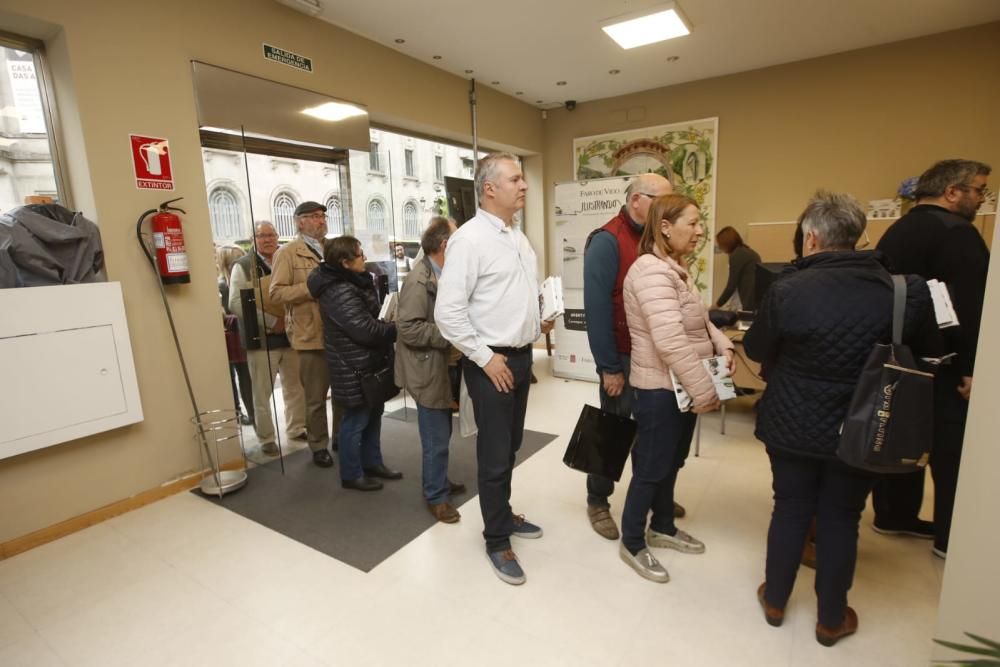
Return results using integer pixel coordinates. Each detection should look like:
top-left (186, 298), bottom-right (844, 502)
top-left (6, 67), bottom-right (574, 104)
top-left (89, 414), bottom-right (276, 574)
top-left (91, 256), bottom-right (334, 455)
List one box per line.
top-left (574, 118), bottom-right (719, 294)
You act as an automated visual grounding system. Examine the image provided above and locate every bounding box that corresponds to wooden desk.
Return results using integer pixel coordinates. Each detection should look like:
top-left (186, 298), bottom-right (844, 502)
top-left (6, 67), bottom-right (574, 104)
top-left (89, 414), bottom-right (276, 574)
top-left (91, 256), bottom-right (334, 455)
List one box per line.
top-left (725, 328), bottom-right (766, 391)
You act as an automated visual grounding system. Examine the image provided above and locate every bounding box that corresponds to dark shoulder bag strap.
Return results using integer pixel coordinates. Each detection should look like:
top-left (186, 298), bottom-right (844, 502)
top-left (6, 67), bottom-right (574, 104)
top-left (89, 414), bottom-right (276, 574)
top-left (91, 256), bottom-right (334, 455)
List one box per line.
top-left (891, 274), bottom-right (906, 346)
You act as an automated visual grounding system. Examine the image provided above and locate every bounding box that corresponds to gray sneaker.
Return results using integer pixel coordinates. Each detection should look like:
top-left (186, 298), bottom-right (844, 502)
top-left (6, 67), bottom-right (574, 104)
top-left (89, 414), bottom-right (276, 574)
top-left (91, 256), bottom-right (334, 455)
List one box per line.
top-left (487, 549), bottom-right (526, 585)
top-left (619, 543), bottom-right (669, 583)
top-left (512, 514), bottom-right (543, 539)
top-left (647, 528), bottom-right (706, 554)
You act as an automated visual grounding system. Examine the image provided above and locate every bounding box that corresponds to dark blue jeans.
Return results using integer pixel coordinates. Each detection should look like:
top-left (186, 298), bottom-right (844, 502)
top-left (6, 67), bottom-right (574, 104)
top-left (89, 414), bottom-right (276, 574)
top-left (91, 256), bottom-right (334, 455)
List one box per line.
top-left (587, 354), bottom-right (631, 508)
top-left (417, 404), bottom-right (453, 504)
top-left (764, 450), bottom-right (874, 628)
top-left (338, 403), bottom-right (386, 481)
top-left (621, 388), bottom-right (696, 554)
top-left (463, 350), bottom-right (532, 553)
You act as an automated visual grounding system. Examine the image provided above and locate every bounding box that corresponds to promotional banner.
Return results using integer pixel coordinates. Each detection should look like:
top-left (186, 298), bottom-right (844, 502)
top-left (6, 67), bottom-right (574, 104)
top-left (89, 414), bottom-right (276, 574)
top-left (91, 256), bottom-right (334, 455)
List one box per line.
top-left (550, 176), bottom-right (633, 382)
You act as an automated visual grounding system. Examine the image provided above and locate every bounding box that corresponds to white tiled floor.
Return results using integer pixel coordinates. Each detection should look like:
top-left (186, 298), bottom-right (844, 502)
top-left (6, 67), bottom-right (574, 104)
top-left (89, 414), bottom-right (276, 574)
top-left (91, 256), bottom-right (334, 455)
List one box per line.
top-left (0, 352), bottom-right (944, 666)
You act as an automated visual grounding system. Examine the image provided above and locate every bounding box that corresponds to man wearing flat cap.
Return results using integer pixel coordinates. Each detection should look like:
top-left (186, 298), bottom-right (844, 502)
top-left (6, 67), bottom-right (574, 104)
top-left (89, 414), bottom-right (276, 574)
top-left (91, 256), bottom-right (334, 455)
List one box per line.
top-left (270, 201), bottom-right (341, 467)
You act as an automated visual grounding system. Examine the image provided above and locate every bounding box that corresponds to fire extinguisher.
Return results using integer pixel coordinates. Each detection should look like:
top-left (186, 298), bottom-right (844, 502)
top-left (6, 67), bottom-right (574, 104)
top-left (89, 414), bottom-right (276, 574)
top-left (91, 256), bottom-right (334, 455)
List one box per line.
top-left (136, 197), bottom-right (190, 284)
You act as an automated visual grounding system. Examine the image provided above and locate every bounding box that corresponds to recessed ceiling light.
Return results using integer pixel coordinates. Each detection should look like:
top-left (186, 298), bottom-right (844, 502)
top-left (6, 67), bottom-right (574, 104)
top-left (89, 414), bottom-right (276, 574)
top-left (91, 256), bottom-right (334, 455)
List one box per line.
top-left (394, 38), bottom-right (405, 44)
top-left (464, 69), bottom-right (474, 74)
top-left (601, 2), bottom-right (691, 50)
top-left (432, 55), bottom-right (442, 60)
top-left (556, 81), bottom-right (567, 86)
top-left (491, 81), bottom-right (500, 85)
top-left (667, 55), bottom-right (680, 62)
top-left (301, 102), bottom-right (367, 122)
top-left (609, 69), bottom-right (621, 75)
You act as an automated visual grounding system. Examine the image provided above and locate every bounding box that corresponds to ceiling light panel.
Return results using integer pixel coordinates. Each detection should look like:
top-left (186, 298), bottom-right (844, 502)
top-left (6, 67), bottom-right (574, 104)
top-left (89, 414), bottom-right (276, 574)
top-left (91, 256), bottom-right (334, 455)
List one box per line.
top-left (301, 102), bottom-right (367, 121)
top-left (602, 3), bottom-right (691, 50)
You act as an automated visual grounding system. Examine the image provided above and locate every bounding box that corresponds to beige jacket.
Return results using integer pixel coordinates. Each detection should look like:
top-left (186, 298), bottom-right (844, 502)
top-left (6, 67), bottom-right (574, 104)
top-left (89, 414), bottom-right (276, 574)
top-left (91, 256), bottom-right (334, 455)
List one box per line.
top-left (394, 257), bottom-right (453, 409)
top-left (623, 248), bottom-right (733, 407)
top-left (268, 236), bottom-right (323, 351)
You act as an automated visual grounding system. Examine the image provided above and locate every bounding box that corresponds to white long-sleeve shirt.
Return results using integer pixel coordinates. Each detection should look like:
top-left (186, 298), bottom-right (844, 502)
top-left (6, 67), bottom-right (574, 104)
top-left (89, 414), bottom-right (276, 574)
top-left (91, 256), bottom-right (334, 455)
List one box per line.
top-left (435, 208), bottom-right (541, 367)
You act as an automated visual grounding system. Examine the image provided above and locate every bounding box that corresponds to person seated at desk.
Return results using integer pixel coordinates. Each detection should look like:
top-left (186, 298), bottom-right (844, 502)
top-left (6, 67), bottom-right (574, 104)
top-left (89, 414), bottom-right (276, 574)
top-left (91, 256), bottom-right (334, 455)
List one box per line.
top-left (715, 226), bottom-right (761, 311)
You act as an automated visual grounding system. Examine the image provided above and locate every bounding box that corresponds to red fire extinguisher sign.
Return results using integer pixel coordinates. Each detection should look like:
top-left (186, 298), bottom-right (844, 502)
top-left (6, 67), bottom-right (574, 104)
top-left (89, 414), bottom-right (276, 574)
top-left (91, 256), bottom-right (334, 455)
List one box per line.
top-left (129, 134), bottom-right (174, 191)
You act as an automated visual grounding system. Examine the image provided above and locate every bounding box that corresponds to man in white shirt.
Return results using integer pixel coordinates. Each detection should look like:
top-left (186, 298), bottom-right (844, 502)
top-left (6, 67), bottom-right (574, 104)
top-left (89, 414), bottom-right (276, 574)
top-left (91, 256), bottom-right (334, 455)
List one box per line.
top-left (435, 153), bottom-right (553, 585)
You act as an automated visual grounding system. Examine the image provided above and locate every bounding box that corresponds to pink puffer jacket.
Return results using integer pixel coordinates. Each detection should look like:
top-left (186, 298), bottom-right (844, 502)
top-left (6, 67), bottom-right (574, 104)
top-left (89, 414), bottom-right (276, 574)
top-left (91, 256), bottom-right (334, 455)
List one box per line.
top-left (623, 248), bottom-right (734, 407)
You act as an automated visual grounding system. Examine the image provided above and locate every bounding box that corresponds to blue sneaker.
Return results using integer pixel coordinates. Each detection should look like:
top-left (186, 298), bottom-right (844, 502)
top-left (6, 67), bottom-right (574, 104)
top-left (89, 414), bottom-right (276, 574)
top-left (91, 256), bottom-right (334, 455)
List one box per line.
top-left (487, 549), bottom-right (525, 585)
top-left (512, 514), bottom-right (543, 539)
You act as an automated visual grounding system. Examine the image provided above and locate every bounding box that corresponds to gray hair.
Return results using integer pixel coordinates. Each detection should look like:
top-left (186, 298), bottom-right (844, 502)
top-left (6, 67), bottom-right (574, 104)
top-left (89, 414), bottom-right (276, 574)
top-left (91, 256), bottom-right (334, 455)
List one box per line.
top-left (421, 216), bottom-right (453, 255)
top-left (914, 159), bottom-right (992, 200)
top-left (798, 190), bottom-right (867, 251)
top-left (474, 152), bottom-right (520, 199)
top-left (253, 220), bottom-right (276, 234)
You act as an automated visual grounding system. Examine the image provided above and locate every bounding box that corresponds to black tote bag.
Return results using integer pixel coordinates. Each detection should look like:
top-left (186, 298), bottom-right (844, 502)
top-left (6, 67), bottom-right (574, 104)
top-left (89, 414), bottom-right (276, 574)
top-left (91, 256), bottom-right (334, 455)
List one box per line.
top-left (836, 275), bottom-right (934, 474)
top-left (563, 402), bottom-right (637, 482)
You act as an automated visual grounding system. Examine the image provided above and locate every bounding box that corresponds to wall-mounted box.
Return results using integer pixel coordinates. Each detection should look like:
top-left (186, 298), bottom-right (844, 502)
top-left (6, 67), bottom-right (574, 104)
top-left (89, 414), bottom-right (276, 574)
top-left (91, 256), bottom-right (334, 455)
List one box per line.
top-left (0, 282), bottom-right (143, 460)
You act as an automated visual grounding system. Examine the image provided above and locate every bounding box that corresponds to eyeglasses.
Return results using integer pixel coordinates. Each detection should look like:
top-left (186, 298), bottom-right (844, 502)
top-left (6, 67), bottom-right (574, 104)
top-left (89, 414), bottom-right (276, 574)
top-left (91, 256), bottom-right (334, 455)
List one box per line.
top-left (299, 212), bottom-right (328, 220)
top-left (635, 192), bottom-right (657, 199)
top-left (958, 184), bottom-right (988, 197)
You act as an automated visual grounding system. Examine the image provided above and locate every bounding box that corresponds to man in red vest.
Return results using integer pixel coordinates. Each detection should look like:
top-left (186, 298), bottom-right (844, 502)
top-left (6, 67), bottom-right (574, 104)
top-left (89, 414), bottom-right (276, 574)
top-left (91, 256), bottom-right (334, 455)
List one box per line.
top-left (583, 173), bottom-right (677, 539)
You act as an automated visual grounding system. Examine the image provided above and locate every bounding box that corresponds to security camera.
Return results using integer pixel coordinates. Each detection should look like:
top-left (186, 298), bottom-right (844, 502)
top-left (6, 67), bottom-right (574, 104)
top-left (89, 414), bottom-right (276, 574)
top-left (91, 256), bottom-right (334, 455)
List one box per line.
top-left (565, 100), bottom-right (577, 111)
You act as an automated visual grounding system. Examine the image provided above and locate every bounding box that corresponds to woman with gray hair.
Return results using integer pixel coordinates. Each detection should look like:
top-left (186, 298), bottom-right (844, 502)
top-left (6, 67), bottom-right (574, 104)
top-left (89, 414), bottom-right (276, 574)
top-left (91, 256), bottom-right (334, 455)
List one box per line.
top-left (743, 191), bottom-right (938, 647)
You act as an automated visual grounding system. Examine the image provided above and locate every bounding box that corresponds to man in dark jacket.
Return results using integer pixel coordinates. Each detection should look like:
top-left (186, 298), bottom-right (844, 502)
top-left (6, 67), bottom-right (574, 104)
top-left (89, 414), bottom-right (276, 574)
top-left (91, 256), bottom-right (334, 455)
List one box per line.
top-left (582, 173), bottom-right (676, 540)
top-left (308, 235), bottom-right (400, 492)
top-left (395, 217), bottom-right (466, 522)
top-left (871, 159), bottom-right (991, 558)
top-left (745, 190), bottom-right (937, 646)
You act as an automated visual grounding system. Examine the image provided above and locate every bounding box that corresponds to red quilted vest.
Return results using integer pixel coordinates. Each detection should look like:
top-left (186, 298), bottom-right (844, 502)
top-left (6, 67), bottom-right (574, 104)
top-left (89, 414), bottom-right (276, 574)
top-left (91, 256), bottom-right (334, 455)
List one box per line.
top-left (601, 209), bottom-right (642, 355)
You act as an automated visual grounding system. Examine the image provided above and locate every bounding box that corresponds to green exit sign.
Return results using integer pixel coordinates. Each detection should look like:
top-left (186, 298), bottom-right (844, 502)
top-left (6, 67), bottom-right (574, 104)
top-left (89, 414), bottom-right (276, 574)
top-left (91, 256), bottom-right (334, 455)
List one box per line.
top-left (263, 44), bottom-right (313, 73)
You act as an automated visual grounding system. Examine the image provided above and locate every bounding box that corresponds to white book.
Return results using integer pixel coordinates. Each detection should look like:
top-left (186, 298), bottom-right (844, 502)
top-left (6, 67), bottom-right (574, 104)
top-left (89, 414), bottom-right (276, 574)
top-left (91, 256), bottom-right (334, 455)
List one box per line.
top-left (540, 276), bottom-right (565, 321)
top-left (669, 356), bottom-right (738, 412)
top-left (926, 279), bottom-right (959, 329)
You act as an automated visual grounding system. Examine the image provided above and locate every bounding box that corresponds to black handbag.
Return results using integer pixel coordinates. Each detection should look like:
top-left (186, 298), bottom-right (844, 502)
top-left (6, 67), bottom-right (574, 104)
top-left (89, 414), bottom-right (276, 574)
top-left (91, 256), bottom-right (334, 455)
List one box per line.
top-left (836, 275), bottom-right (934, 474)
top-left (357, 362), bottom-right (401, 407)
top-left (563, 400), bottom-right (637, 482)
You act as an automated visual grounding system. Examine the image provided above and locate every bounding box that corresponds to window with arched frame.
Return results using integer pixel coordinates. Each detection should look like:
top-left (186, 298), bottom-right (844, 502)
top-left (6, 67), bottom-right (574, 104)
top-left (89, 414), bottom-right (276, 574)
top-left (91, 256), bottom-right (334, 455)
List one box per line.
top-left (325, 196), bottom-right (343, 236)
top-left (403, 201), bottom-right (420, 238)
top-left (208, 187), bottom-right (243, 241)
top-left (272, 191), bottom-right (298, 237)
top-left (367, 198), bottom-right (386, 232)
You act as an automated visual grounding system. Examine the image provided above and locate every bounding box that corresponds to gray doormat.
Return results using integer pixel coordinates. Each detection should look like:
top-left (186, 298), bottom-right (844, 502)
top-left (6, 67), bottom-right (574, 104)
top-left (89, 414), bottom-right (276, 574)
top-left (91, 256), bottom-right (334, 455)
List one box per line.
top-left (195, 412), bottom-right (557, 572)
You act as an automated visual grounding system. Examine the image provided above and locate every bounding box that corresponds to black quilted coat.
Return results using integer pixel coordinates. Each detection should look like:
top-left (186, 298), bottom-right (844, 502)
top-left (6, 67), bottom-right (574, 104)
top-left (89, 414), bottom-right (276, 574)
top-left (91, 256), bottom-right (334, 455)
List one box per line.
top-left (308, 263), bottom-right (396, 408)
top-left (744, 251), bottom-right (938, 459)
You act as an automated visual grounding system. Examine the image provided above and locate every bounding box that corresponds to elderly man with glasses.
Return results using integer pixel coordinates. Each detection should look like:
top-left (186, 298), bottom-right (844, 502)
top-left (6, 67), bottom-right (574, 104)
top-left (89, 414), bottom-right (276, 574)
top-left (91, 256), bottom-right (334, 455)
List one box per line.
top-left (270, 201), bottom-right (342, 468)
top-left (871, 159), bottom-right (992, 560)
top-left (581, 172), bottom-right (685, 541)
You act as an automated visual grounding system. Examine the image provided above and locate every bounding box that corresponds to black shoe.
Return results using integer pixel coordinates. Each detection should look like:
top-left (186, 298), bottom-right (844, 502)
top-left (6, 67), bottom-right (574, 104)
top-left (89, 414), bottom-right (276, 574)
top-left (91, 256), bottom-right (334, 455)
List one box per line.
top-left (342, 476), bottom-right (383, 491)
top-left (872, 519), bottom-right (934, 539)
top-left (239, 412), bottom-right (253, 426)
top-left (312, 449), bottom-right (334, 468)
top-left (330, 438), bottom-right (339, 452)
top-left (363, 464), bottom-right (403, 480)
top-left (448, 479), bottom-right (467, 495)
top-left (530, 373), bottom-right (538, 384)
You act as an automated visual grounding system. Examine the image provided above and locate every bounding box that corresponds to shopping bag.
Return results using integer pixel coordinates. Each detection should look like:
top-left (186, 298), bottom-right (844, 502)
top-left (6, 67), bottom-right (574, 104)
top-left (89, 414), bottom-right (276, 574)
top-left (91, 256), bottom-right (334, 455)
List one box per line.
top-left (562, 403), bottom-right (637, 482)
top-left (836, 275), bottom-right (934, 473)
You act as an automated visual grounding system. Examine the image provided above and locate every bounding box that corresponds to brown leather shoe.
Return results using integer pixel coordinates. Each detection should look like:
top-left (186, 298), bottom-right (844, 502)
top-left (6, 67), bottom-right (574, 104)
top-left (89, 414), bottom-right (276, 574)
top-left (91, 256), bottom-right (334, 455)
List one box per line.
top-left (816, 607), bottom-right (858, 647)
top-left (757, 583), bottom-right (784, 627)
top-left (673, 501), bottom-right (686, 518)
top-left (428, 502), bottom-right (460, 524)
top-left (448, 479), bottom-right (467, 495)
top-left (801, 539), bottom-right (817, 569)
top-left (587, 506), bottom-right (620, 540)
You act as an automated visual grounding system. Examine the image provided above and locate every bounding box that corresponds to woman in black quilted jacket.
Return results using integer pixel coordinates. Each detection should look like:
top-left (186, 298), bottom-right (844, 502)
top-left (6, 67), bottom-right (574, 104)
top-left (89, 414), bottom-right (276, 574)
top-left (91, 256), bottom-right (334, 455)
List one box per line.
top-left (744, 191), bottom-right (938, 647)
top-left (308, 236), bottom-right (400, 492)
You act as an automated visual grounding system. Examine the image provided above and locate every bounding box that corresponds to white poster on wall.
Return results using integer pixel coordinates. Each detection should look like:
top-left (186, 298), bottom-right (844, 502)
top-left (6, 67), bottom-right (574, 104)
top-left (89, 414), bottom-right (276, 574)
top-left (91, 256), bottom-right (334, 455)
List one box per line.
top-left (5, 51), bottom-right (46, 135)
top-left (550, 175), bottom-right (634, 382)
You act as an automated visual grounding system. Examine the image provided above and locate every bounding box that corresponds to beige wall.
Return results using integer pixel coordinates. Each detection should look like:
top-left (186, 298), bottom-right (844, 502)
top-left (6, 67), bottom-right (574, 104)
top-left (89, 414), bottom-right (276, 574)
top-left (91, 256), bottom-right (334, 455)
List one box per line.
top-left (0, 0), bottom-right (543, 543)
top-left (934, 211), bottom-right (1000, 656)
top-left (540, 21), bottom-right (1000, 300)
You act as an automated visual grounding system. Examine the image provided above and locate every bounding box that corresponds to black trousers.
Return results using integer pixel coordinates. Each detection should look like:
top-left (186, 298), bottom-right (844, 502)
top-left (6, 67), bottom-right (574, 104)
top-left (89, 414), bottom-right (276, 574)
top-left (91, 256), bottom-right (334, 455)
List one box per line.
top-left (764, 450), bottom-right (874, 628)
top-left (463, 350), bottom-right (533, 553)
top-left (587, 353), bottom-right (632, 507)
top-left (870, 369), bottom-right (968, 551)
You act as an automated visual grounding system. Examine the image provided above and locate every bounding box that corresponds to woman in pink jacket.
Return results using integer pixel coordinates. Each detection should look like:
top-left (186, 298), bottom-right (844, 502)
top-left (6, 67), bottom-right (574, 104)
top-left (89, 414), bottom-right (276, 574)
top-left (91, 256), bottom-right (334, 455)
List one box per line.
top-left (619, 194), bottom-right (734, 583)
